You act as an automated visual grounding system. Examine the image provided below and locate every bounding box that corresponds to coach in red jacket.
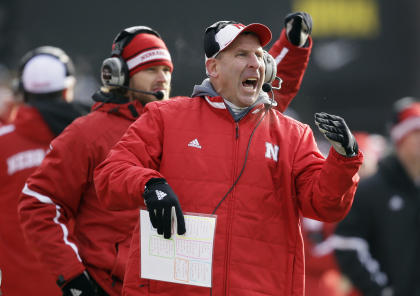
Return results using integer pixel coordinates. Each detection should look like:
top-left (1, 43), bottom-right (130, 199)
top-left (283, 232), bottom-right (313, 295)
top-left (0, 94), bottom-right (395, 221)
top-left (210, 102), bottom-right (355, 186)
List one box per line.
top-left (94, 18), bottom-right (363, 296)
top-left (0, 46), bottom-right (81, 296)
top-left (17, 27), bottom-right (174, 295)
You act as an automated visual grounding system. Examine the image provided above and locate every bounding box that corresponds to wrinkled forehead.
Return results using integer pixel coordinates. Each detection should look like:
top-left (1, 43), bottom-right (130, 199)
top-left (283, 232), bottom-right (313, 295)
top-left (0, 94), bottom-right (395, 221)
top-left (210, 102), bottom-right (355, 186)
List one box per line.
top-left (219, 32), bottom-right (263, 54)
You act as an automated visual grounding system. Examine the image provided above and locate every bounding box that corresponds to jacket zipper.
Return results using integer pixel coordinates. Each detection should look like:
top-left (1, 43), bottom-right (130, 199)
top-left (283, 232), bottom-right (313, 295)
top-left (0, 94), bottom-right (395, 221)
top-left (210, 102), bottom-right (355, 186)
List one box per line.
top-left (223, 121), bottom-right (240, 295)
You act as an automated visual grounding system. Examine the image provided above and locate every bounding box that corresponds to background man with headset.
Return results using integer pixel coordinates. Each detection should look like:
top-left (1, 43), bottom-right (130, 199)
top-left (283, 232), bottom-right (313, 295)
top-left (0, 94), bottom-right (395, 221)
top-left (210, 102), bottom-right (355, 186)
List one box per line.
top-left (94, 17), bottom-right (363, 295)
top-left (0, 46), bottom-right (81, 295)
top-left (17, 26), bottom-right (173, 295)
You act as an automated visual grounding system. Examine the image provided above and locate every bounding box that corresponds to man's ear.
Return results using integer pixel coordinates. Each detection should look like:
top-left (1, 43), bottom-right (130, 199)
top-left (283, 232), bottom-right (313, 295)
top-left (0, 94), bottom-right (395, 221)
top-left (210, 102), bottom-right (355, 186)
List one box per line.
top-left (205, 58), bottom-right (218, 78)
top-left (63, 76), bottom-right (76, 102)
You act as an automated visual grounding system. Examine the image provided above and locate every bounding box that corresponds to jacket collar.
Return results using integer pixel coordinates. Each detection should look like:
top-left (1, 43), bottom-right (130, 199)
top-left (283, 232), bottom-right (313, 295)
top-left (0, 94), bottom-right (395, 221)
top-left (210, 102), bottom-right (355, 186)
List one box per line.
top-left (192, 78), bottom-right (276, 121)
top-left (27, 98), bottom-right (82, 136)
top-left (192, 78), bottom-right (276, 107)
top-left (91, 100), bottom-right (144, 121)
top-left (91, 90), bottom-right (144, 121)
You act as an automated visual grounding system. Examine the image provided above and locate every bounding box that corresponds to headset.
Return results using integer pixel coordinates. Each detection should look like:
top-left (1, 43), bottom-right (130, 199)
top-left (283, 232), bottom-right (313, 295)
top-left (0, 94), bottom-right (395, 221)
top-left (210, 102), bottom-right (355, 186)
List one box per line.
top-left (262, 50), bottom-right (282, 92)
top-left (262, 50), bottom-right (276, 85)
top-left (100, 26), bottom-right (161, 89)
top-left (15, 46), bottom-right (75, 93)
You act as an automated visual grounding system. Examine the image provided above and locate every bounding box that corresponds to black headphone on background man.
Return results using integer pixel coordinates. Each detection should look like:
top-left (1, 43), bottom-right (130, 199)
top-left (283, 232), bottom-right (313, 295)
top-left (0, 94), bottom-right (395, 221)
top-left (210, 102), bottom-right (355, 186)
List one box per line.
top-left (15, 46), bottom-right (75, 93)
top-left (100, 26), bottom-right (161, 89)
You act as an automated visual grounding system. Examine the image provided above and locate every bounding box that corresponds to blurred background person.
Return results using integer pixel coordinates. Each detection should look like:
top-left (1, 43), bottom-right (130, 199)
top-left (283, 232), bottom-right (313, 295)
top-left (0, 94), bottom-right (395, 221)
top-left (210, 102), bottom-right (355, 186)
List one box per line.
top-left (0, 64), bottom-right (19, 124)
top-left (302, 130), bottom-right (387, 296)
top-left (333, 97), bottom-right (420, 295)
top-left (0, 84), bottom-right (16, 125)
top-left (0, 46), bottom-right (81, 295)
top-left (353, 131), bottom-right (388, 179)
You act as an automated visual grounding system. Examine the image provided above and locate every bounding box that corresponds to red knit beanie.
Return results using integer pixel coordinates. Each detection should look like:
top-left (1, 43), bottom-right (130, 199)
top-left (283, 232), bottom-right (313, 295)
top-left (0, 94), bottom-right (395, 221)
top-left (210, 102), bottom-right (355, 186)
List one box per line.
top-left (118, 33), bottom-right (173, 77)
top-left (390, 97), bottom-right (420, 143)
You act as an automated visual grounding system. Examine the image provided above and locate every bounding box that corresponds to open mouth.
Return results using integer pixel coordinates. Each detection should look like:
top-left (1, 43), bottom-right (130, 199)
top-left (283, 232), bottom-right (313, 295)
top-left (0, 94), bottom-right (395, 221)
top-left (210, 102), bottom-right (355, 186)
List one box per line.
top-left (242, 78), bottom-right (258, 90)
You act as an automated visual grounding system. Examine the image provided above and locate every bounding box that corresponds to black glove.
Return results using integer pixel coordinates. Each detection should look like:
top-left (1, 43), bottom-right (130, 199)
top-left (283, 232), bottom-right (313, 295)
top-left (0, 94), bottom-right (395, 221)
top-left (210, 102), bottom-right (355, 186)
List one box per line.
top-left (314, 112), bottom-right (358, 157)
top-left (143, 178), bottom-right (186, 239)
top-left (61, 271), bottom-right (97, 296)
top-left (284, 11), bottom-right (312, 47)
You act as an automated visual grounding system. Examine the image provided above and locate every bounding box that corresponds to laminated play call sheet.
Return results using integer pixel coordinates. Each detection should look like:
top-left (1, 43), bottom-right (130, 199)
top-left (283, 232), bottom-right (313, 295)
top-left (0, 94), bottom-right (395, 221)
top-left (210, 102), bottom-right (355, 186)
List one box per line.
top-left (140, 209), bottom-right (217, 287)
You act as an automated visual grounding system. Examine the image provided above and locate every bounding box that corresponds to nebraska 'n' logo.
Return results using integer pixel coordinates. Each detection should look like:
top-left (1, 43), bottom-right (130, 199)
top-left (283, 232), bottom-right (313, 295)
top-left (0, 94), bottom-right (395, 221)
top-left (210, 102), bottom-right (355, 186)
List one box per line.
top-left (265, 142), bottom-right (279, 162)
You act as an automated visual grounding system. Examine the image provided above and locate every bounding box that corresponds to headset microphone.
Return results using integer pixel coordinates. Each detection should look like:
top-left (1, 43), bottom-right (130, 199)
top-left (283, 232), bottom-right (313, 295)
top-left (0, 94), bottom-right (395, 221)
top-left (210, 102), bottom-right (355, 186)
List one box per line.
top-left (262, 83), bottom-right (272, 93)
top-left (107, 83), bottom-right (164, 100)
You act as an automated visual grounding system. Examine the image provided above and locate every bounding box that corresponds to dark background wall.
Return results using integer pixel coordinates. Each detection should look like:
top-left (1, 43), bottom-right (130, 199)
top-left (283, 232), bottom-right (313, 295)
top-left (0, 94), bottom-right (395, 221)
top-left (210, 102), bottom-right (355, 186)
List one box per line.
top-left (1, 0), bottom-right (419, 135)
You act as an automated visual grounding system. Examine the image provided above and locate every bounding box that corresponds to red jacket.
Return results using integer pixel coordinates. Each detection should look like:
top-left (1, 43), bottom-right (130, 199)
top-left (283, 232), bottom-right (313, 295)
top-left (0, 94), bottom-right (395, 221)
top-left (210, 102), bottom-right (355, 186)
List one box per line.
top-left (94, 95), bottom-right (363, 295)
top-left (269, 29), bottom-right (312, 112)
top-left (0, 106), bottom-right (60, 295)
top-left (302, 219), bottom-right (345, 296)
top-left (18, 99), bottom-right (143, 295)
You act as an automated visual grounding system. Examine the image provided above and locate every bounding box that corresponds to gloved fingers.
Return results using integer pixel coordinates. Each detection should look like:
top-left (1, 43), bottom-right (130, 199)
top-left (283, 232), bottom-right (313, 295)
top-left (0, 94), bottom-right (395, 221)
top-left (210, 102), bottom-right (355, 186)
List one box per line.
top-left (314, 112), bottom-right (329, 123)
top-left (60, 271), bottom-right (96, 296)
top-left (285, 12), bottom-right (313, 34)
top-left (286, 18), bottom-right (304, 46)
top-left (300, 12), bottom-right (313, 34)
top-left (327, 117), bottom-right (346, 129)
top-left (171, 206), bottom-right (177, 237)
top-left (285, 12), bottom-right (303, 25)
top-left (331, 120), bottom-right (345, 129)
top-left (316, 112), bottom-right (345, 124)
top-left (301, 18), bottom-right (309, 34)
top-left (315, 113), bottom-right (346, 130)
top-left (315, 117), bottom-right (343, 127)
top-left (323, 132), bottom-right (345, 143)
top-left (315, 112), bottom-right (335, 120)
top-left (287, 15), bottom-right (303, 28)
top-left (316, 112), bottom-right (357, 156)
top-left (173, 204), bottom-right (186, 235)
top-left (155, 208), bottom-right (164, 235)
top-left (148, 207), bottom-right (158, 229)
top-left (162, 206), bottom-right (172, 239)
top-left (316, 123), bottom-right (342, 134)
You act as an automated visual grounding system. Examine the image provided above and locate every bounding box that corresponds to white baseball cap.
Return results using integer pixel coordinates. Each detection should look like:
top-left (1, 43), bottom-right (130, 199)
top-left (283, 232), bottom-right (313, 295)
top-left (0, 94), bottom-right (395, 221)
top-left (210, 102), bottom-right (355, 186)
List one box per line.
top-left (204, 21), bottom-right (272, 59)
top-left (22, 55), bottom-right (71, 93)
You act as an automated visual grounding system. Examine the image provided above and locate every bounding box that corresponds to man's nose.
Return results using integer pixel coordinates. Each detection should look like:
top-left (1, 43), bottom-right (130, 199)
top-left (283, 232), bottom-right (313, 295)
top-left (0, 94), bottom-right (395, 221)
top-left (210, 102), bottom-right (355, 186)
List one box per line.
top-left (248, 54), bottom-right (262, 69)
top-left (157, 70), bottom-right (170, 82)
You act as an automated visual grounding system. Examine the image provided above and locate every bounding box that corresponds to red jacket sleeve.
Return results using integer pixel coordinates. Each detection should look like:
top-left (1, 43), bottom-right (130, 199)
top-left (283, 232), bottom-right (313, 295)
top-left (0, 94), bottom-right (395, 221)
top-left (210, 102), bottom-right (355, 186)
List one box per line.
top-left (94, 103), bottom-right (164, 211)
top-left (293, 126), bottom-right (363, 222)
top-left (268, 29), bottom-right (312, 112)
top-left (18, 122), bottom-right (89, 282)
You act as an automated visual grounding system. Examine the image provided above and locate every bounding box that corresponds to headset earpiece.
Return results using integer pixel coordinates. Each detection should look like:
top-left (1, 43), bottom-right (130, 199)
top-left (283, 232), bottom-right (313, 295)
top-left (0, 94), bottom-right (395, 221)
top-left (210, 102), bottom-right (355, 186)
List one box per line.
top-left (101, 57), bottom-right (129, 87)
top-left (263, 50), bottom-right (276, 84)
